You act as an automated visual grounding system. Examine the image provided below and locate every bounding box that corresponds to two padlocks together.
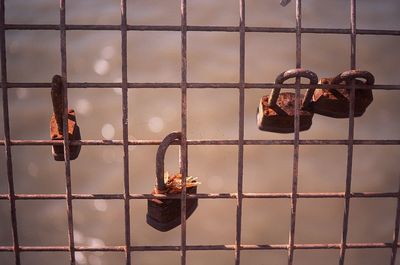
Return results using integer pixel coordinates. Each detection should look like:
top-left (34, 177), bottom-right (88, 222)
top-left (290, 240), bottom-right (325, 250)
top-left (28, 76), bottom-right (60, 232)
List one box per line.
top-left (48, 76), bottom-right (196, 232)
top-left (49, 68), bottom-right (374, 232)
top-left (257, 68), bottom-right (375, 133)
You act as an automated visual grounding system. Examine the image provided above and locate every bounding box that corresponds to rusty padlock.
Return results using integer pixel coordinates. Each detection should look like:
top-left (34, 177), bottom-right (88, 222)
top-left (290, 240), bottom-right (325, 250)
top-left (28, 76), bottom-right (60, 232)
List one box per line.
top-left (257, 68), bottom-right (318, 133)
top-left (50, 75), bottom-right (81, 161)
top-left (312, 70), bottom-right (374, 118)
top-left (146, 132), bottom-right (198, 232)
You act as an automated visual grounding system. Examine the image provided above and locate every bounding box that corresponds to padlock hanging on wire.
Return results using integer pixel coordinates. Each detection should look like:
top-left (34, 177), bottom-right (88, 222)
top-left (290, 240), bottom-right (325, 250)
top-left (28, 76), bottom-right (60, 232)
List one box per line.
top-left (311, 70), bottom-right (375, 118)
top-left (257, 68), bottom-right (318, 133)
top-left (50, 75), bottom-right (81, 161)
top-left (146, 132), bottom-right (199, 232)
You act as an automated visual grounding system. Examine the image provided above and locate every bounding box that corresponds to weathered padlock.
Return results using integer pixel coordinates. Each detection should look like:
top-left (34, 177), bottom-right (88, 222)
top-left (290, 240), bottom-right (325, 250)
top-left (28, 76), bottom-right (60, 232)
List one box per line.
top-left (50, 75), bottom-right (81, 161)
top-left (146, 132), bottom-right (198, 232)
top-left (312, 70), bottom-right (374, 118)
top-left (257, 69), bottom-right (318, 133)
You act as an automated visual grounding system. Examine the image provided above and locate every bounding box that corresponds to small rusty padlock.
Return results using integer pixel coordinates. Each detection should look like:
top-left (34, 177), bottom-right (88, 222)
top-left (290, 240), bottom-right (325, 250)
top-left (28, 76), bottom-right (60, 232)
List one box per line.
top-left (146, 132), bottom-right (198, 232)
top-left (50, 75), bottom-right (81, 161)
top-left (257, 68), bottom-right (318, 133)
top-left (312, 70), bottom-right (374, 118)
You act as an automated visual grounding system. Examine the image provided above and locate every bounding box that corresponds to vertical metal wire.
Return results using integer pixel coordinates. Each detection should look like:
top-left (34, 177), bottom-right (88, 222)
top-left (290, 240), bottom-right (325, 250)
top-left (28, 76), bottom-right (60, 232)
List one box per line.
top-left (180, 0), bottom-right (188, 264)
top-left (390, 179), bottom-right (400, 265)
top-left (288, 0), bottom-right (302, 264)
top-left (339, 1), bottom-right (357, 264)
top-left (120, 1), bottom-right (131, 264)
top-left (59, 1), bottom-right (76, 264)
top-left (235, 0), bottom-right (245, 264)
top-left (0, 1), bottom-right (21, 264)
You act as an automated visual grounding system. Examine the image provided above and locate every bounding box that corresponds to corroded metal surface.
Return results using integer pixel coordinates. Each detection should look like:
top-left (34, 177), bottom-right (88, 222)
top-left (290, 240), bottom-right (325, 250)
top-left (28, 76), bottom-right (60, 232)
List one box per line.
top-left (147, 132), bottom-right (198, 232)
top-left (257, 93), bottom-right (313, 133)
top-left (258, 69), bottom-right (318, 133)
top-left (312, 70), bottom-right (375, 118)
top-left (50, 74), bottom-right (81, 161)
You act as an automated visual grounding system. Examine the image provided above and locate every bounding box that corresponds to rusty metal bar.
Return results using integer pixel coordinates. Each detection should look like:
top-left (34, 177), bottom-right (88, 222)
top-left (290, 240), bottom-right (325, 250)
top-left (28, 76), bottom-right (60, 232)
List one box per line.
top-left (3, 81), bottom-right (400, 90)
top-left (390, 179), bottom-right (400, 265)
top-left (120, 1), bottom-right (131, 265)
top-left (59, 1), bottom-right (76, 265)
top-left (288, 1), bottom-right (302, 264)
top-left (0, 191), bottom-right (398, 201)
top-left (2, 139), bottom-right (400, 146)
top-left (180, 0), bottom-right (188, 264)
top-left (4, 23), bottom-right (400, 36)
top-left (0, 0), bottom-right (21, 264)
top-left (339, 1), bottom-right (357, 264)
top-left (235, 0), bottom-right (245, 264)
top-left (0, 243), bottom-right (399, 253)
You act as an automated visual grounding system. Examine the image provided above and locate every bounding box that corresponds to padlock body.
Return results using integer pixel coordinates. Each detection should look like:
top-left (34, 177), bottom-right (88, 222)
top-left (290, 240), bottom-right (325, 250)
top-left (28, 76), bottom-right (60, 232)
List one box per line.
top-left (312, 88), bottom-right (373, 118)
top-left (147, 186), bottom-right (198, 232)
top-left (50, 109), bottom-right (81, 161)
top-left (257, 92), bottom-right (313, 133)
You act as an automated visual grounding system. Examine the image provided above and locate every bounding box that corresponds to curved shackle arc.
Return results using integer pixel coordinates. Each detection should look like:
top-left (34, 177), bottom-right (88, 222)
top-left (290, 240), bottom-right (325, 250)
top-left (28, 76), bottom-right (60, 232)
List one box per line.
top-left (331, 70), bottom-right (375, 86)
top-left (156, 131), bottom-right (182, 192)
top-left (268, 68), bottom-right (319, 110)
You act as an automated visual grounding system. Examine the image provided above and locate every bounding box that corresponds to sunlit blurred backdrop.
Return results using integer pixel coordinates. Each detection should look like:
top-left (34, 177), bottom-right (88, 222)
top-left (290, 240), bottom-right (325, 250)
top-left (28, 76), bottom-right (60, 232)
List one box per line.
top-left (1, 0), bottom-right (400, 264)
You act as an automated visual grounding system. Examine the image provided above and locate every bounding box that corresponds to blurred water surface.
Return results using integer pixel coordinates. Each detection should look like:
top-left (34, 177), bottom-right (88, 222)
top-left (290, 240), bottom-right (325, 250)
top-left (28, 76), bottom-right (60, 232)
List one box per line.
top-left (1, 0), bottom-right (400, 265)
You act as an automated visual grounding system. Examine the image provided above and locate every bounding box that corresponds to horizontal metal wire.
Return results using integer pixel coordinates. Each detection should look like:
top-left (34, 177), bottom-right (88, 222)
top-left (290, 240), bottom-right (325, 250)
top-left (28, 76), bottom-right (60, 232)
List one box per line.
top-left (2, 82), bottom-right (400, 90)
top-left (0, 192), bottom-right (397, 201)
top-left (1, 139), bottom-right (399, 146)
top-left (3, 24), bottom-right (400, 36)
top-left (0, 243), bottom-right (397, 253)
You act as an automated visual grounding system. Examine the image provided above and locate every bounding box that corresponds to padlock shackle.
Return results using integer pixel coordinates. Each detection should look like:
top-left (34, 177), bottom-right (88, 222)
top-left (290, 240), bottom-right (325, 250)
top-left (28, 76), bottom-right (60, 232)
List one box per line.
top-left (268, 68), bottom-right (318, 110)
top-left (156, 131), bottom-right (182, 192)
top-left (51, 75), bottom-right (65, 135)
top-left (331, 70), bottom-right (375, 86)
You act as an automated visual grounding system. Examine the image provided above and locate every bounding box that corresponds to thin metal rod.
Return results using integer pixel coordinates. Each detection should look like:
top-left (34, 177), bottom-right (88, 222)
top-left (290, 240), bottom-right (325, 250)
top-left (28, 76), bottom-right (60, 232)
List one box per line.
top-left (180, 0), bottom-right (188, 264)
top-left (288, 1), bottom-right (301, 264)
top-left (339, 1), bottom-right (357, 264)
top-left (120, 1), bottom-right (131, 265)
top-left (3, 81), bottom-right (399, 90)
top-left (1, 1), bottom-right (21, 264)
top-left (60, 1), bottom-right (75, 264)
top-left (235, 1), bottom-right (245, 264)
top-left (390, 179), bottom-right (400, 265)
top-left (0, 243), bottom-right (398, 253)
top-left (0, 191), bottom-right (398, 201)
top-left (2, 139), bottom-right (400, 146)
top-left (4, 24), bottom-right (400, 36)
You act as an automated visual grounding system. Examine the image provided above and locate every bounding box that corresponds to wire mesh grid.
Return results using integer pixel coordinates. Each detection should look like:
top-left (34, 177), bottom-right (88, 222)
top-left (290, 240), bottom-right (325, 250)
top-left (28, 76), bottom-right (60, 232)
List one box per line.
top-left (1, 0), bottom-right (400, 265)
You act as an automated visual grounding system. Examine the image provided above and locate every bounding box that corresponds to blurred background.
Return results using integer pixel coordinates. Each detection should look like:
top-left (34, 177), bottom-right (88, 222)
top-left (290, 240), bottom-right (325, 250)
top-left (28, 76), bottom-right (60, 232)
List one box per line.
top-left (0, 0), bottom-right (400, 264)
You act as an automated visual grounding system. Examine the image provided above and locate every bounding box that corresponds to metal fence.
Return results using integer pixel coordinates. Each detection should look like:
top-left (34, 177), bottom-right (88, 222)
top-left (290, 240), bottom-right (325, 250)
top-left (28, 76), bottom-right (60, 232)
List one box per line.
top-left (1, 0), bottom-right (400, 265)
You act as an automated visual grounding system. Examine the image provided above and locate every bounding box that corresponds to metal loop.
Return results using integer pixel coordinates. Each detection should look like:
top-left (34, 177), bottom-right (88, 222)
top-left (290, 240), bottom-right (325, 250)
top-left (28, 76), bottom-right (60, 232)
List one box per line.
top-left (268, 68), bottom-right (318, 109)
top-left (156, 131), bottom-right (182, 191)
top-left (331, 70), bottom-right (375, 85)
top-left (51, 75), bottom-right (65, 134)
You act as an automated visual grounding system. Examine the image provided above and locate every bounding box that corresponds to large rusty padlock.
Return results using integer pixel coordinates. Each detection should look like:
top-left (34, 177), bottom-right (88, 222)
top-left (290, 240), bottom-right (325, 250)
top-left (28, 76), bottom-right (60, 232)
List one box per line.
top-left (146, 132), bottom-right (198, 232)
top-left (257, 69), bottom-right (318, 133)
top-left (312, 70), bottom-right (374, 118)
top-left (50, 75), bottom-right (81, 161)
